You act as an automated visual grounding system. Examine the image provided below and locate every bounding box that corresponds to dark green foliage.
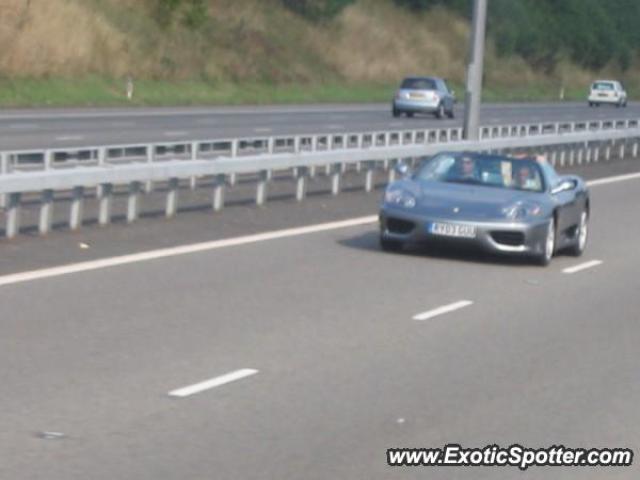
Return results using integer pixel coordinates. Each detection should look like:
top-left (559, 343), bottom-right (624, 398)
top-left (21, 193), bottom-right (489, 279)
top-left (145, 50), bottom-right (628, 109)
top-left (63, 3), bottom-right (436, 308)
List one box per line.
top-left (155, 0), bottom-right (208, 30)
top-left (393, 0), bottom-right (640, 72)
top-left (282, 0), bottom-right (356, 22)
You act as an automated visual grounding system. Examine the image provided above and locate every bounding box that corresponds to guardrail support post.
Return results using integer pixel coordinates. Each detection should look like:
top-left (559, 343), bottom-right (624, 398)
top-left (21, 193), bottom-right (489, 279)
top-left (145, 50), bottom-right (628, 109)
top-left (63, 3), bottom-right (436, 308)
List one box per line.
top-left (568, 146), bottom-right (575, 166)
top-left (256, 170), bottom-right (269, 206)
top-left (330, 166), bottom-right (341, 196)
top-left (619, 141), bottom-right (625, 159)
top-left (585, 144), bottom-right (591, 164)
top-left (295, 167), bottom-right (307, 202)
top-left (39, 189), bottom-right (54, 235)
top-left (0, 152), bottom-right (8, 208)
top-left (593, 145), bottom-right (600, 163)
top-left (166, 178), bottom-right (179, 218)
top-left (229, 173), bottom-right (237, 186)
top-left (633, 140), bottom-right (639, 158)
top-left (605, 143), bottom-right (611, 161)
top-left (365, 162), bottom-right (375, 192)
top-left (127, 181), bottom-right (141, 224)
top-left (388, 161), bottom-right (396, 183)
top-left (69, 186), bottom-right (84, 231)
top-left (145, 146), bottom-right (155, 193)
top-left (576, 146), bottom-right (583, 165)
top-left (309, 165), bottom-right (316, 178)
top-left (5, 193), bottom-right (21, 239)
top-left (212, 174), bottom-right (226, 212)
top-left (44, 150), bottom-right (53, 170)
top-left (98, 183), bottom-right (113, 226)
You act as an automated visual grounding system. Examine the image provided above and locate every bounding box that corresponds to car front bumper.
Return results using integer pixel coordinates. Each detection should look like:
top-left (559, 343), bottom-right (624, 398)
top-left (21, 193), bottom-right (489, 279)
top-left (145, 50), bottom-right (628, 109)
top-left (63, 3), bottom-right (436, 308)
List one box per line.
top-left (379, 206), bottom-right (550, 256)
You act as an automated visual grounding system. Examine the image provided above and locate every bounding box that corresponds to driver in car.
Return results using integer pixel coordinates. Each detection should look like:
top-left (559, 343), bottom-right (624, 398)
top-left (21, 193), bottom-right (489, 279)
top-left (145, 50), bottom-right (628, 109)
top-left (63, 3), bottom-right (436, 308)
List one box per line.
top-left (450, 154), bottom-right (480, 181)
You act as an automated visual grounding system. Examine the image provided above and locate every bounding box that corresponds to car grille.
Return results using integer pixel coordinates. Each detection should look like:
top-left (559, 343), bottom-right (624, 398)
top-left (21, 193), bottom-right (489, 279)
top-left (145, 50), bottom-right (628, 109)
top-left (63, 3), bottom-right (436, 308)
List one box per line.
top-left (490, 231), bottom-right (525, 246)
top-left (386, 217), bottom-right (415, 234)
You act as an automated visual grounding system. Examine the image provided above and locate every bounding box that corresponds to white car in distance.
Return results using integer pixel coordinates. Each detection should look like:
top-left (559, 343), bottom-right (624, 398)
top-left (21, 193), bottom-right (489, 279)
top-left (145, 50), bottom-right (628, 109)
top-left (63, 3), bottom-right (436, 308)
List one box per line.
top-left (588, 80), bottom-right (627, 107)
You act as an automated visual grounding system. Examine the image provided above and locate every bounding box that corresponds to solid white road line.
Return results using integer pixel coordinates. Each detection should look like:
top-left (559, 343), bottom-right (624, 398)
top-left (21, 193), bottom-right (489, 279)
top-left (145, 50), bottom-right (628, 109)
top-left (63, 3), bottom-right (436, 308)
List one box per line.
top-left (163, 131), bottom-right (188, 137)
top-left (562, 260), bottom-right (603, 274)
top-left (586, 172), bottom-right (640, 187)
top-left (55, 135), bottom-right (84, 141)
top-left (0, 216), bottom-right (378, 287)
top-left (169, 369), bottom-right (259, 398)
top-left (413, 300), bottom-right (473, 321)
top-left (8, 123), bottom-right (39, 130)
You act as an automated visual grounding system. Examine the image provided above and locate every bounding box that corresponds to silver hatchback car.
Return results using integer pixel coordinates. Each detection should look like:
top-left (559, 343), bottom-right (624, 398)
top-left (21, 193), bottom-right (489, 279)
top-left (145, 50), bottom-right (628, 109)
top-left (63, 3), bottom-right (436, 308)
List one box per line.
top-left (392, 76), bottom-right (456, 119)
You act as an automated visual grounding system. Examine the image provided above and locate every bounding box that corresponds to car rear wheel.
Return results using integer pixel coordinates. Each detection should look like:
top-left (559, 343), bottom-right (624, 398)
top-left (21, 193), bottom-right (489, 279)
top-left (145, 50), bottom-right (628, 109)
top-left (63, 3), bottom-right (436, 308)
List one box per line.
top-left (534, 218), bottom-right (556, 266)
top-left (406, 112), bottom-right (414, 118)
top-left (380, 236), bottom-right (404, 253)
top-left (435, 103), bottom-right (445, 119)
top-left (567, 210), bottom-right (588, 256)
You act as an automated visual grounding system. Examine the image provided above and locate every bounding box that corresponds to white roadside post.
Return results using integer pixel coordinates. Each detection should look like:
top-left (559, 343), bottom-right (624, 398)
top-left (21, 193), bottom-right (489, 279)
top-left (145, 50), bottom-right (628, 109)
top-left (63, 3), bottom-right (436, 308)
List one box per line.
top-left (39, 189), bottom-right (54, 235)
top-left (212, 174), bottom-right (226, 212)
top-left (69, 186), bottom-right (85, 231)
top-left (166, 178), bottom-right (179, 218)
top-left (98, 183), bottom-right (113, 226)
top-left (6, 193), bottom-right (21, 239)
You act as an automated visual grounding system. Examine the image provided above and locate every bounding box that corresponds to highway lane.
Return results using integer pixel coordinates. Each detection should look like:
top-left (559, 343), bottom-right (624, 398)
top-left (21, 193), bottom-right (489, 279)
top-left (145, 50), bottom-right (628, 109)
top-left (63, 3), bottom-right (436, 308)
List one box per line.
top-left (0, 170), bottom-right (638, 479)
top-left (1, 102), bottom-right (640, 150)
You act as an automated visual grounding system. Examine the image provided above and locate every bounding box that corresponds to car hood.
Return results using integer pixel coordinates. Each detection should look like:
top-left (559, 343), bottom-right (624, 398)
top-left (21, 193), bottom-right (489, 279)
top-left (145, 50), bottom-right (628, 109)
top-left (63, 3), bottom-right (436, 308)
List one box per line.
top-left (395, 179), bottom-right (544, 220)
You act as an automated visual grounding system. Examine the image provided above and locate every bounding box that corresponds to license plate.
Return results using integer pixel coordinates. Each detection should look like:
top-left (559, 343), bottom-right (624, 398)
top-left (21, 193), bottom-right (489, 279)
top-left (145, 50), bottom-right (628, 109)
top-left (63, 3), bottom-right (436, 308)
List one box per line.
top-left (428, 222), bottom-right (476, 238)
top-left (409, 92), bottom-right (425, 99)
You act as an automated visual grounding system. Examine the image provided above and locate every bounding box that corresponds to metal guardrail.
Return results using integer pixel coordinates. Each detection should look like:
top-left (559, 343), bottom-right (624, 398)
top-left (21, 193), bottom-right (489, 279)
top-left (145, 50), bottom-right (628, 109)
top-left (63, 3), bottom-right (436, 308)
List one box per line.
top-left (1, 117), bottom-right (639, 239)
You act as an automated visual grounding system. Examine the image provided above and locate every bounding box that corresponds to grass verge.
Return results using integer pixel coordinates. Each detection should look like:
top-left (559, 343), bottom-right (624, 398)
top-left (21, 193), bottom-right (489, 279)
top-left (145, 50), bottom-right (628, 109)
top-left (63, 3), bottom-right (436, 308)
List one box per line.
top-left (0, 77), bottom-right (630, 108)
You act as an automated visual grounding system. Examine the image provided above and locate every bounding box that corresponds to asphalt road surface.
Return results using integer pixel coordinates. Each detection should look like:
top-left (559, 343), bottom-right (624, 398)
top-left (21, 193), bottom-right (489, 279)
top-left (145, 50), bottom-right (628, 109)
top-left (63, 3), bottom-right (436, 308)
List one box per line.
top-left (1, 101), bottom-right (640, 150)
top-left (0, 155), bottom-right (639, 479)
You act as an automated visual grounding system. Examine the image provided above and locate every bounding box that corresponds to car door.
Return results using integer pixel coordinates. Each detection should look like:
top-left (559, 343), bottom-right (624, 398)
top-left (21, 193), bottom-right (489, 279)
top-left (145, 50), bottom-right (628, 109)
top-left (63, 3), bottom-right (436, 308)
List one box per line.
top-left (551, 177), bottom-right (581, 235)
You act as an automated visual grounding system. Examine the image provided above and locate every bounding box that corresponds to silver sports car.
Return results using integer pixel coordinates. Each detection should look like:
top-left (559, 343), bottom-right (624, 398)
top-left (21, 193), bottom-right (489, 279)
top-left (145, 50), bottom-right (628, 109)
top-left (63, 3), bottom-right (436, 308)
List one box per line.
top-left (379, 152), bottom-right (590, 265)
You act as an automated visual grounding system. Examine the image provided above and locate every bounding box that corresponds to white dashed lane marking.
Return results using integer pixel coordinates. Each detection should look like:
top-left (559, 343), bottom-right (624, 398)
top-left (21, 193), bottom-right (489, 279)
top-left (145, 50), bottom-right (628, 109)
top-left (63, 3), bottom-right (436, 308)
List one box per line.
top-left (168, 369), bottom-right (259, 398)
top-left (562, 260), bottom-right (603, 274)
top-left (413, 300), bottom-right (474, 321)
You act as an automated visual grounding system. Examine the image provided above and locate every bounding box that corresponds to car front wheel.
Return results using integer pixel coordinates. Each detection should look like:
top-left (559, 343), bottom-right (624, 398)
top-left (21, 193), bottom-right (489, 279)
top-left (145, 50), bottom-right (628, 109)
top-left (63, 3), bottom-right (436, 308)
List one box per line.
top-left (567, 210), bottom-right (588, 256)
top-left (534, 218), bottom-right (556, 266)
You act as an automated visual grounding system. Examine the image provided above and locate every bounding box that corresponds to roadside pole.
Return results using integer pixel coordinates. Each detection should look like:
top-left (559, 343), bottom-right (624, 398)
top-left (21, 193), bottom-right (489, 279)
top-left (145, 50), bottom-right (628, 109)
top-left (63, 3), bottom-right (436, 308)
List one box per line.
top-left (463, 0), bottom-right (488, 141)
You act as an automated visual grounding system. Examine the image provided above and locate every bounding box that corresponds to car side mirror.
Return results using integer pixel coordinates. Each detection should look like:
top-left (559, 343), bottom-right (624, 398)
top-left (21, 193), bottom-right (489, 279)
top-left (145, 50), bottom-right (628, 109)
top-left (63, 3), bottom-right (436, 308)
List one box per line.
top-left (394, 162), bottom-right (410, 177)
top-left (551, 179), bottom-right (576, 195)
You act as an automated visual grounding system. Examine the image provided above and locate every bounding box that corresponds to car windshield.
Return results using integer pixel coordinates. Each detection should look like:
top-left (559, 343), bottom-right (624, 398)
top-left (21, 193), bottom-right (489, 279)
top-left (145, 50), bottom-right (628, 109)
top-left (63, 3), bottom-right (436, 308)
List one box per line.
top-left (401, 78), bottom-right (436, 90)
top-left (415, 153), bottom-right (545, 193)
top-left (592, 82), bottom-right (614, 90)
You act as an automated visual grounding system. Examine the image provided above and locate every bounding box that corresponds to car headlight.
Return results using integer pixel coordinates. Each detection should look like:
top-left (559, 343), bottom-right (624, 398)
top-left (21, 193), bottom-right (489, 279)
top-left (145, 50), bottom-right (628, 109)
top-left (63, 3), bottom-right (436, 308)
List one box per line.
top-left (384, 189), bottom-right (417, 209)
top-left (503, 201), bottom-right (542, 220)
